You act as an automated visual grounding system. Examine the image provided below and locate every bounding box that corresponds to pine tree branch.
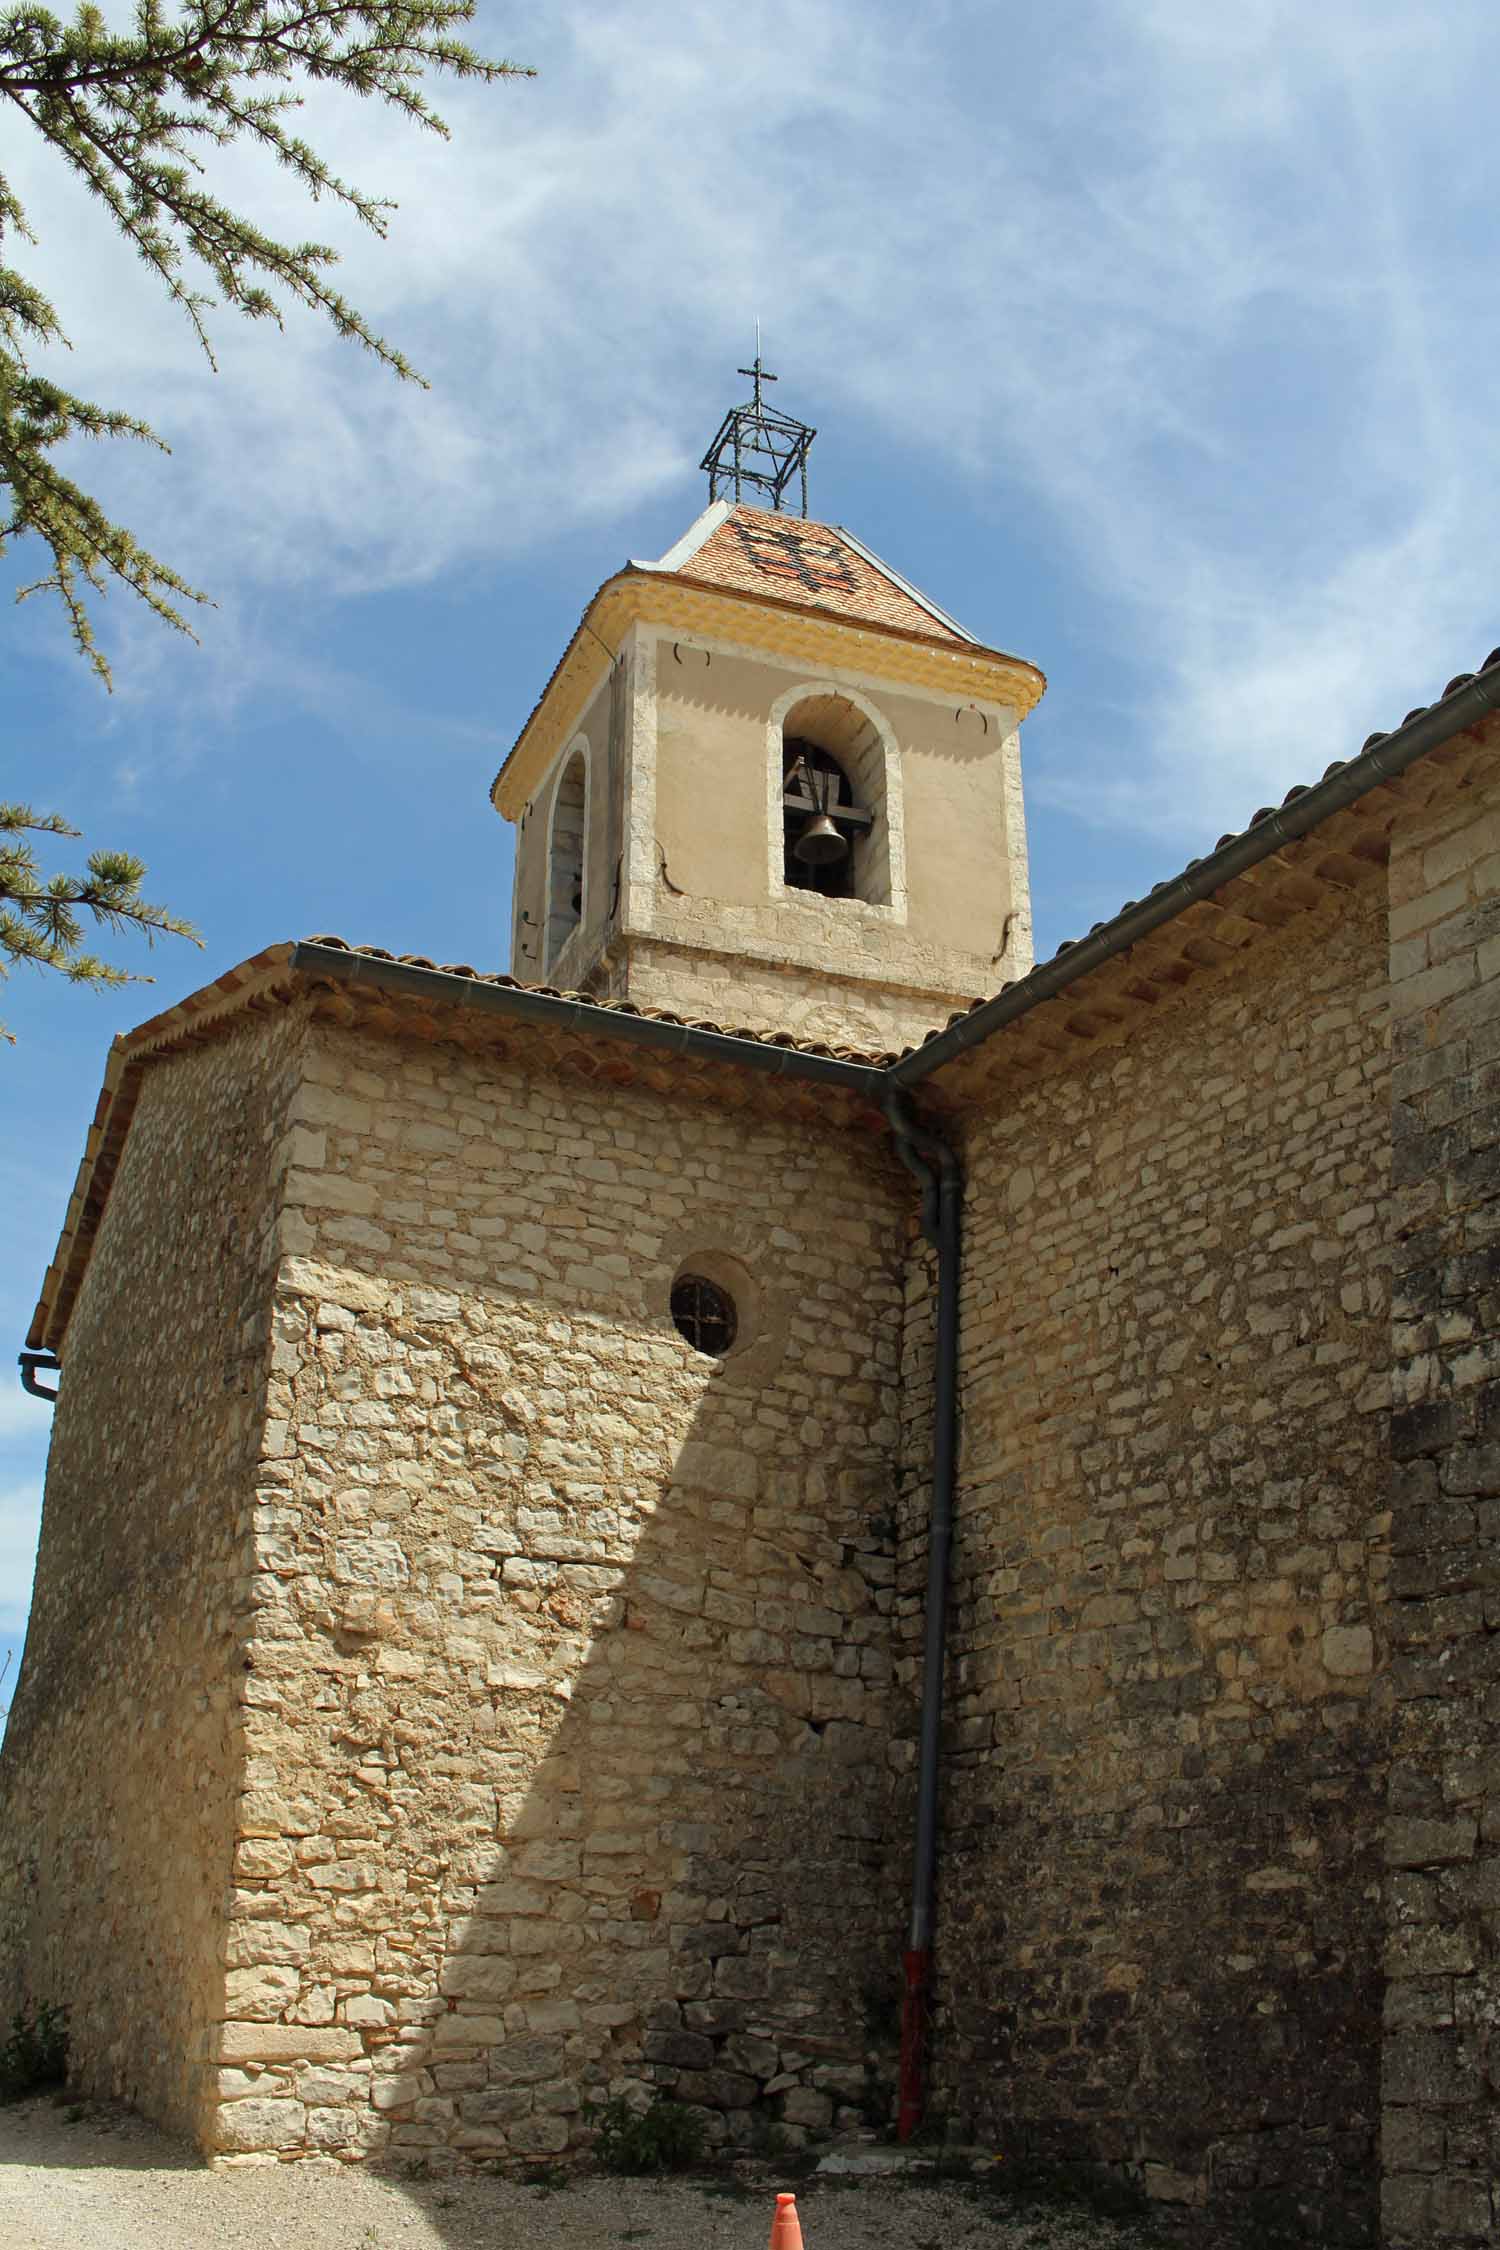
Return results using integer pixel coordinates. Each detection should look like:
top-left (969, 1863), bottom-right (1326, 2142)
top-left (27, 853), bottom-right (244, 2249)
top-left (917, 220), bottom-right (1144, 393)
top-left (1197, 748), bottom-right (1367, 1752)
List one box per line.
top-left (0, 0), bottom-right (532, 678)
top-left (0, 802), bottom-right (202, 1043)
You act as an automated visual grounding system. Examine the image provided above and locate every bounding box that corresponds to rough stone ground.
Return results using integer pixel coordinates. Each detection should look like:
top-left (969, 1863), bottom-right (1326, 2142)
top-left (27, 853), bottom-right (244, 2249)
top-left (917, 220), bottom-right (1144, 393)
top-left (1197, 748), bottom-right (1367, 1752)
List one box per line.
top-left (0, 2098), bottom-right (1171, 2250)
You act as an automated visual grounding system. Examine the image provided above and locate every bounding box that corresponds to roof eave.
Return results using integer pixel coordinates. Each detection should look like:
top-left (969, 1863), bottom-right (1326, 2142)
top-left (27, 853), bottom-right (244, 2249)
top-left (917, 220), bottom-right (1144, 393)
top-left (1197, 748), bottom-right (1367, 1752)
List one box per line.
top-left (893, 655), bottom-right (1500, 1088)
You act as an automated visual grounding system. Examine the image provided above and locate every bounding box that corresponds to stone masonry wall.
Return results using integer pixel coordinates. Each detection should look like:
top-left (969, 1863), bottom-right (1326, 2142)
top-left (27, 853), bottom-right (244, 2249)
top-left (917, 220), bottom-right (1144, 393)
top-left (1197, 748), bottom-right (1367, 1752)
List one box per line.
top-left (0, 1011), bottom-right (306, 2139)
top-left (217, 1022), bottom-right (907, 2163)
top-left (596, 936), bottom-right (963, 1057)
top-left (905, 896), bottom-right (1393, 2242)
top-left (1381, 773), bottom-right (1500, 2248)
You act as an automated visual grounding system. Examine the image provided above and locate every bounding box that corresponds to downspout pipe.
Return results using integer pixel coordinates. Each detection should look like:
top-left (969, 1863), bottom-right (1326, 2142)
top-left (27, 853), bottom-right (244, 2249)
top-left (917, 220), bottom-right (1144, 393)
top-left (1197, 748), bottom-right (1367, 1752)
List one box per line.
top-left (18, 1351), bottom-right (60, 1402)
top-left (883, 1086), bottom-right (962, 2143)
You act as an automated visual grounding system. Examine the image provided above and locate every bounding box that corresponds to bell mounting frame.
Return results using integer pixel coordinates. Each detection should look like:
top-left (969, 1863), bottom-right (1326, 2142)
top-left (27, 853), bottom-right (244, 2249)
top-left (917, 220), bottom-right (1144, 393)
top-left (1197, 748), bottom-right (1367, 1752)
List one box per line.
top-left (700, 355), bottom-right (816, 517)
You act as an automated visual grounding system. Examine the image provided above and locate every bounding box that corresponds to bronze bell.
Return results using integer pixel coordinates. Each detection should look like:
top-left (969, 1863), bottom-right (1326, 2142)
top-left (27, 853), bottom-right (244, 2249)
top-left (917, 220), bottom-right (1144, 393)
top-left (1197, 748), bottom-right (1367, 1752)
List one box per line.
top-left (794, 811), bottom-right (848, 868)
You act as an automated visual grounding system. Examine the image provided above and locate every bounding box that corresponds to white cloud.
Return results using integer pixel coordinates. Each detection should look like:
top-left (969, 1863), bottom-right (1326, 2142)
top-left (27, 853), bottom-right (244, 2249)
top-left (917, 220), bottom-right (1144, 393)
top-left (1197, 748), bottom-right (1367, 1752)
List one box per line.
top-left (7, 0), bottom-right (1500, 840)
top-left (0, 1474), bottom-right (42, 1639)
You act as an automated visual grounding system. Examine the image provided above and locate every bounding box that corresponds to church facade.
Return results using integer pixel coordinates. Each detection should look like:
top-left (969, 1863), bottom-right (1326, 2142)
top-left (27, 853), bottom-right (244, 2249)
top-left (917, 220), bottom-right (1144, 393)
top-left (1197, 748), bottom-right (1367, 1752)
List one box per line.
top-left (4, 433), bottom-right (1500, 2247)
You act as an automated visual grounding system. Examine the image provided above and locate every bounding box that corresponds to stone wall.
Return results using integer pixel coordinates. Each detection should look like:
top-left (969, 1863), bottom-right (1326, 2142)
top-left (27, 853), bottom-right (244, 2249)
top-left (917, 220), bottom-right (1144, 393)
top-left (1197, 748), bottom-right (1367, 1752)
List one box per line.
top-left (216, 1021), bottom-right (908, 2161)
top-left (595, 936), bottom-right (964, 1056)
top-left (906, 895), bottom-right (1393, 2240)
top-left (1381, 774), bottom-right (1500, 2247)
top-left (0, 1011), bottom-right (306, 2138)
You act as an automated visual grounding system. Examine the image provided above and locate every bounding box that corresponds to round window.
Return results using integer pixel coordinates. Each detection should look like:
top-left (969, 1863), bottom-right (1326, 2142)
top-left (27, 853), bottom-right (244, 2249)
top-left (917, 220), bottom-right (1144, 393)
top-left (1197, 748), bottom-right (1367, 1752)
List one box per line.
top-left (671, 1273), bottom-right (738, 1358)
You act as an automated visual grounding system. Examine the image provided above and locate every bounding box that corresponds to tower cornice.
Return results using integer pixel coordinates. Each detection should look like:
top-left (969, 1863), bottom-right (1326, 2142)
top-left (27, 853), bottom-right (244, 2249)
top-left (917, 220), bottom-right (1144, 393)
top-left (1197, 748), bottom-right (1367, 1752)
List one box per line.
top-left (491, 566), bottom-right (1045, 820)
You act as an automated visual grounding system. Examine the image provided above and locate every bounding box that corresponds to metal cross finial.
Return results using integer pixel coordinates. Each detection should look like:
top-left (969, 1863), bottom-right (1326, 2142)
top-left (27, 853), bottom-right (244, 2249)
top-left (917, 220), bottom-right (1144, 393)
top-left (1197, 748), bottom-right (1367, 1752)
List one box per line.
top-left (736, 355), bottom-right (777, 411)
top-left (699, 350), bottom-right (815, 516)
top-left (737, 322), bottom-right (778, 414)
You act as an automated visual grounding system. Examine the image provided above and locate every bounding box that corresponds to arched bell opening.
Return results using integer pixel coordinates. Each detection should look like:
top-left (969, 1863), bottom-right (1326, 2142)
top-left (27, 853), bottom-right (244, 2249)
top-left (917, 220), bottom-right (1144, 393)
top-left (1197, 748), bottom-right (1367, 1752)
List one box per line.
top-left (782, 740), bottom-right (862, 898)
top-left (545, 747), bottom-right (588, 973)
top-left (776, 690), bottom-right (891, 907)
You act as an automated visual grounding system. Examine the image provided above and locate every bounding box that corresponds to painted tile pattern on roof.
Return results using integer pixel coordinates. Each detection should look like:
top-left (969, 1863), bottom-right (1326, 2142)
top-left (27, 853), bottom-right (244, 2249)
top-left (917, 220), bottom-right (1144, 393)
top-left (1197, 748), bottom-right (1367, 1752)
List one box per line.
top-left (676, 505), bottom-right (964, 642)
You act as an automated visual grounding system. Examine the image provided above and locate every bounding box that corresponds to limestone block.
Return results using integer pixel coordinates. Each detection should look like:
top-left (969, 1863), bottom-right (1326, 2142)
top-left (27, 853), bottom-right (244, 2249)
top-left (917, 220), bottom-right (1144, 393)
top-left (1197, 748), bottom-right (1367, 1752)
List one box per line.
top-left (439, 1957), bottom-right (515, 2001)
top-left (492, 2035), bottom-right (565, 2084)
top-left (370, 2073), bottom-right (425, 2112)
top-left (306, 2106), bottom-right (361, 2150)
top-left (235, 1839), bottom-right (297, 1881)
top-left (460, 2087), bottom-right (535, 2126)
top-left (220, 2025), bottom-right (362, 2063)
top-left (433, 2013), bottom-right (507, 2050)
top-left (341, 1996), bottom-right (395, 2028)
top-left (224, 1967), bottom-right (301, 2021)
top-left (225, 1923), bottom-right (310, 1969)
top-left (293, 2067), bottom-right (365, 2106)
top-left (509, 2114), bottom-right (570, 2155)
top-left (214, 2098), bottom-right (308, 2153)
top-left (721, 2033), bottom-right (779, 2078)
top-left (779, 2088), bottom-right (833, 2128)
top-left (643, 2028), bottom-right (714, 2070)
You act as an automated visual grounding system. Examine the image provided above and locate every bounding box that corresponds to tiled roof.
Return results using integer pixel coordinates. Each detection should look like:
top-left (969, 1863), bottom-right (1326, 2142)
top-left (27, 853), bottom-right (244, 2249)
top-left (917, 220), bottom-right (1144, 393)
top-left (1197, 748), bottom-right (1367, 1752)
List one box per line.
top-left (663, 504), bottom-right (969, 642)
top-left (893, 646), bottom-right (1500, 1086)
top-left (26, 941), bottom-right (893, 1356)
top-left (300, 939), bottom-right (896, 1067)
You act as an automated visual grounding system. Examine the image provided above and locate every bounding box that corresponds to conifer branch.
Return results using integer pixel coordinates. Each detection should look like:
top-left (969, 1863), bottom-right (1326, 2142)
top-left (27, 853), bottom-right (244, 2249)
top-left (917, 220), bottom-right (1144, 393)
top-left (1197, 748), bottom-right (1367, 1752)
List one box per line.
top-left (0, 0), bottom-right (531, 678)
top-left (0, 801), bottom-right (201, 1041)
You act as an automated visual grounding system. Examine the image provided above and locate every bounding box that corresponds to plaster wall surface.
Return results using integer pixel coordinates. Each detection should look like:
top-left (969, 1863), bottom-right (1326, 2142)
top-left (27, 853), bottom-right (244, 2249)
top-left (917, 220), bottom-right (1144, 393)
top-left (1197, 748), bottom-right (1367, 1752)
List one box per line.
top-left (0, 1011), bottom-right (304, 2138)
top-left (508, 626), bottom-right (1032, 1050)
top-left (907, 895), bottom-right (1394, 2240)
top-left (217, 1022), bottom-right (909, 2161)
top-left (648, 646), bottom-right (1027, 989)
top-left (511, 673), bottom-right (616, 988)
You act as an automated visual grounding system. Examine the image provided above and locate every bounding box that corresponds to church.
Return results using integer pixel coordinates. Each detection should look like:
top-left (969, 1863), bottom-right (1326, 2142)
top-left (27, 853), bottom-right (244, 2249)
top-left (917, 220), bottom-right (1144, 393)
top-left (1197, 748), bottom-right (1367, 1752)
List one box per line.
top-left (4, 372), bottom-right (1499, 2249)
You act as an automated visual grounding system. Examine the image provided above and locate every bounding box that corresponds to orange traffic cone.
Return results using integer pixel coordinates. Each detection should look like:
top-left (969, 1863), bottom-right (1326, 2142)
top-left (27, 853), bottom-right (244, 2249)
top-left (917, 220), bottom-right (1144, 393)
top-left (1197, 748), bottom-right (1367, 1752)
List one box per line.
top-left (770, 2192), bottom-right (804, 2250)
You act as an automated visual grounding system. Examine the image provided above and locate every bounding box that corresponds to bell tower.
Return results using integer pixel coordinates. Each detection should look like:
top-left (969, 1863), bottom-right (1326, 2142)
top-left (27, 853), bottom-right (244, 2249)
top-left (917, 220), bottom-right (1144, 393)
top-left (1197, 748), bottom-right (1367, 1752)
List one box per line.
top-left (494, 374), bottom-right (1045, 1054)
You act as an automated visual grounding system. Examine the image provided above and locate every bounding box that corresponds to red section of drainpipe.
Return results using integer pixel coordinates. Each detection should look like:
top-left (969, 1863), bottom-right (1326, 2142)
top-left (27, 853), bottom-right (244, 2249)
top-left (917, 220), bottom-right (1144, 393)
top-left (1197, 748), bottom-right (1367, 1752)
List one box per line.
top-left (897, 1946), bottom-right (930, 2141)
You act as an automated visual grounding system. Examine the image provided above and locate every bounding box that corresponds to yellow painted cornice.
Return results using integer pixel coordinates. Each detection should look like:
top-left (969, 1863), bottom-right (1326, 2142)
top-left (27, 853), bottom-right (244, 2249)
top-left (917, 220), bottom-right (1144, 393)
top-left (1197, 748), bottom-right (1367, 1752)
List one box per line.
top-left (490, 568), bottom-right (1046, 819)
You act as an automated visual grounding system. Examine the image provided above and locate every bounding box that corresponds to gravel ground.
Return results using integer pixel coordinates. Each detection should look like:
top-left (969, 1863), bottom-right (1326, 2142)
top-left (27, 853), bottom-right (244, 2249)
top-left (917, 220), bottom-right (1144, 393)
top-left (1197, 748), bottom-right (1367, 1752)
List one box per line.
top-left (0, 2097), bottom-right (1171, 2250)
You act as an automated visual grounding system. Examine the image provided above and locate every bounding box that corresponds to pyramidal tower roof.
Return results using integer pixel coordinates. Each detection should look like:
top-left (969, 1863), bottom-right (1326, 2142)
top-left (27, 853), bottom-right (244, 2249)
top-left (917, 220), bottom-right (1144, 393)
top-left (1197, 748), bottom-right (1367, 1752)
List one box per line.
top-left (635, 499), bottom-right (974, 645)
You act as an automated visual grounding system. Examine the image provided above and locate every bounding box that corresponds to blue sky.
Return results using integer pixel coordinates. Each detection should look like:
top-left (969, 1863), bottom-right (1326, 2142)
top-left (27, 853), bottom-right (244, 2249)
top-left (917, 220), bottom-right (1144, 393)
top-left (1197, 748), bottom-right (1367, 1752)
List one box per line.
top-left (3, 0), bottom-right (1499, 1700)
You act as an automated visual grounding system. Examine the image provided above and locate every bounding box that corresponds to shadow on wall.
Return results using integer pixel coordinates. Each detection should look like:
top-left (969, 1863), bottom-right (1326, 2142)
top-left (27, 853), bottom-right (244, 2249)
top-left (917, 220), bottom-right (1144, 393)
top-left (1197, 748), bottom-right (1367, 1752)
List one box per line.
top-left (221, 1217), bottom-right (911, 2221)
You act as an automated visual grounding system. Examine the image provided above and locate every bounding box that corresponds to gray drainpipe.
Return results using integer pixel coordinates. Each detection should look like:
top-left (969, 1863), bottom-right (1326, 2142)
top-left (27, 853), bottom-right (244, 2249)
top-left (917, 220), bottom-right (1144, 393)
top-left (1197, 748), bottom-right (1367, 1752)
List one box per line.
top-left (18, 1351), bottom-right (60, 1402)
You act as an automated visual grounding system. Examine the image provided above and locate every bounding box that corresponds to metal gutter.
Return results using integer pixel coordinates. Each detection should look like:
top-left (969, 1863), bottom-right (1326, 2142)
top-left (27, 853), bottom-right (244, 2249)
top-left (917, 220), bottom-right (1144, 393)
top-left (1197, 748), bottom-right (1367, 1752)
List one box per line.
top-left (290, 943), bottom-right (891, 1100)
top-left (891, 656), bottom-right (1500, 1088)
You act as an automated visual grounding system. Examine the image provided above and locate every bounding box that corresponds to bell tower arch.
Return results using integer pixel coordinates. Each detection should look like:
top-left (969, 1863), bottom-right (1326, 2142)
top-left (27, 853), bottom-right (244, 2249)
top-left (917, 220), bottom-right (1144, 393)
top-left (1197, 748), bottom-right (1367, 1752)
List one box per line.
top-left (768, 682), bottom-right (904, 915)
top-left (497, 381), bottom-right (1045, 1050)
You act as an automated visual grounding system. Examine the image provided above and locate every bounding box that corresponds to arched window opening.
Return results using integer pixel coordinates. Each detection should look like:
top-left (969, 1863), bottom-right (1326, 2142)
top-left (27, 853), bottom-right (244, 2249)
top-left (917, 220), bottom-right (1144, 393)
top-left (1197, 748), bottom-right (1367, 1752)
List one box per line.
top-left (546, 749), bottom-right (587, 972)
top-left (782, 740), bottom-right (865, 897)
top-left (774, 690), bottom-right (895, 911)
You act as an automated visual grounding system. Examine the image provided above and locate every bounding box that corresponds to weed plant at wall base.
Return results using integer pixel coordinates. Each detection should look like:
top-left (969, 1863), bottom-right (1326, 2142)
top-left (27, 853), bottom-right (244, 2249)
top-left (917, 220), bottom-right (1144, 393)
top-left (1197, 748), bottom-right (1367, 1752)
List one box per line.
top-left (0, 2002), bottom-right (68, 2099)
top-left (583, 2093), bottom-right (708, 2174)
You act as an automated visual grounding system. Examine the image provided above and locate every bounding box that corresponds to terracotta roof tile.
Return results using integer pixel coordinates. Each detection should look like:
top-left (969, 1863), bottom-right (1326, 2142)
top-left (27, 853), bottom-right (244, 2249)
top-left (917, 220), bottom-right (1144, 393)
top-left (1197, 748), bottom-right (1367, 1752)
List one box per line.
top-left (300, 939), bottom-right (896, 1066)
top-left (674, 505), bottom-right (966, 642)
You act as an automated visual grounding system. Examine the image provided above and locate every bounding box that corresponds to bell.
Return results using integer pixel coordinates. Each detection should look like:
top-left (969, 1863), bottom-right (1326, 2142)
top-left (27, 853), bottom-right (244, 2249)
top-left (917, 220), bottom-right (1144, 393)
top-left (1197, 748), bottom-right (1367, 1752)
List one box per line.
top-left (794, 812), bottom-right (848, 868)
